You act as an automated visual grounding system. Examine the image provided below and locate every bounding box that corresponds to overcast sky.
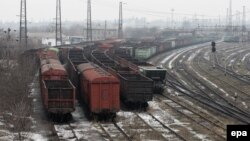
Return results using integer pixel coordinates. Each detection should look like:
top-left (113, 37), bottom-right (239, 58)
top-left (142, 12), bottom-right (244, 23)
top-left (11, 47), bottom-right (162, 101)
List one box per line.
top-left (0, 0), bottom-right (249, 22)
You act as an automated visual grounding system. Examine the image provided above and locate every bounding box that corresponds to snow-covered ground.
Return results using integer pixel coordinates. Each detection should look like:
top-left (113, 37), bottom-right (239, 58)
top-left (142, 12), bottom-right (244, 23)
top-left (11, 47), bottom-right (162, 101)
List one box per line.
top-left (54, 102), bottom-right (104, 141)
top-left (147, 101), bottom-right (212, 141)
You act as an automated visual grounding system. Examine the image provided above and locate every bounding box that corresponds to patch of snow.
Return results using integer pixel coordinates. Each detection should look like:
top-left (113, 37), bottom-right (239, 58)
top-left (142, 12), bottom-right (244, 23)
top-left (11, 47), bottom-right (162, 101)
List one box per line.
top-left (160, 42), bottom-right (212, 69)
top-left (219, 88), bottom-right (229, 96)
top-left (181, 80), bottom-right (188, 86)
top-left (169, 49), bottom-right (188, 69)
top-left (238, 49), bottom-right (246, 53)
top-left (30, 133), bottom-right (47, 141)
top-left (0, 130), bottom-right (11, 134)
top-left (160, 52), bottom-right (178, 65)
top-left (204, 51), bottom-right (210, 60)
top-left (0, 135), bottom-right (14, 141)
top-left (174, 91), bottom-right (179, 96)
top-left (187, 49), bottom-right (202, 62)
top-left (242, 102), bottom-right (248, 109)
top-left (9, 124), bottom-right (14, 128)
top-left (138, 113), bottom-right (177, 139)
top-left (226, 52), bottom-right (236, 59)
top-left (167, 120), bottom-right (190, 127)
top-left (69, 103), bottom-right (104, 140)
top-left (0, 119), bottom-right (4, 126)
top-left (181, 98), bottom-right (194, 106)
top-left (167, 88), bottom-right (172, 94)
top-left (0, 130), bottom-right (14, 140)
top-left (54, 125), bottom-right (75, 139)
top-left (117, 111), bottom-right (134, 118)
top-left (228, 59), bottom-right (235, 67)
top-left (148, 101), bottom-right (161, 110)
top-left (182, 110), bottom-right (193, 115)
top-left (241, 53), bottom-right (250, 62)
top-left (186, 127), bottom-right (211, 141)
top-left (29, 116), bottom-right (37, 125)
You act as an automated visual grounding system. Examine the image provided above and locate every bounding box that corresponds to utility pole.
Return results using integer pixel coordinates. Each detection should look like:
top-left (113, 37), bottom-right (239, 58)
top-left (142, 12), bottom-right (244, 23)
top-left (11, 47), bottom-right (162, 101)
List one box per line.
top-left (171, 9), bottom-right (174, 29)
top-left (6, 28), bottom-right (11, 68)
top-left (19, 0), bottom-right (27, 48)
top-left (218, 15), bottom-right (221, 27)
top-left (193, 14), bottom-right (198, 28)
top-left (228, 0), bottom-right (232, 31)
top-left (236, 11), bottom-right (241, 28)
top-left (55, 0), bottom-right (62, 46)
top-left (226, 8), bottom-right (228, 26)
top-left (104, 20), bottom-right (107, 39)
top-left (118, 2), bottom-right (123, 39)
top-left (87, 0), bottom-right (92, 41)
top-left (242, 6), bottom-right (246, 31)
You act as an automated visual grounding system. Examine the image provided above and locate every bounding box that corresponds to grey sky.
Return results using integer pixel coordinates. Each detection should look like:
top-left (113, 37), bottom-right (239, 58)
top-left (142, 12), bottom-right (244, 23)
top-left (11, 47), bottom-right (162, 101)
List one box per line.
top-left (0, 0), bottom-right (249, 22)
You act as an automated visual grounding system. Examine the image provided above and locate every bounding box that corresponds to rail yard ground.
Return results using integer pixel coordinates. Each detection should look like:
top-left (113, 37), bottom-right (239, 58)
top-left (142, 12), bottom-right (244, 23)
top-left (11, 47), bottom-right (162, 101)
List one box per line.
top-left (0, 41), bottom-right (250, 140)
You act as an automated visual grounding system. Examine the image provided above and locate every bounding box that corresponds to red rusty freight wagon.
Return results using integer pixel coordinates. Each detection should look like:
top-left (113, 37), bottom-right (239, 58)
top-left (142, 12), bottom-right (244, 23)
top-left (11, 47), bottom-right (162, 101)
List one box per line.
top-left (77, 63), bottom-right (120, 115)
top-left (40, 64), bottom-right (68, 80)
top-left (40, 80), bottom-right (75, 114)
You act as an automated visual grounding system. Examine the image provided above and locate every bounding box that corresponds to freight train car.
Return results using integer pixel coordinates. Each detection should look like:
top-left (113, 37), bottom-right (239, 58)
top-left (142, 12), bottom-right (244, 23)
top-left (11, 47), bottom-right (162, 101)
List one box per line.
top-left (138, 65), bottom-right (166, 93)
top-left (124, 36), bottom-right (218, 60)
top-left (157, 36), bottom-right (218, 54)
top-left (39, 48), bottom-right (76, 115)
top-left (67, 47), bottom-right (88, 90)
top-left (91, 49), bottom-right (153, 106)
top-left (40, 58), bottom-right (61, 66)
top-left (134, 46), bottom-right (156, 60)
top-left (40, 79), bottom-right (75, 114)
top-left (111, 47), bottom-right (166, 93)
top-left (77, 63), bottom-right (120, 116)
top-left (67, 47), bottom-right (120, 117)
top-left (39, 47), bottom-right (59, 60)
top-left (91, 50), bottom-right (119, 69)
top-left (118, 72), bottom-right (153, 104)
top-left (40, 63), bottom-right (68, 80)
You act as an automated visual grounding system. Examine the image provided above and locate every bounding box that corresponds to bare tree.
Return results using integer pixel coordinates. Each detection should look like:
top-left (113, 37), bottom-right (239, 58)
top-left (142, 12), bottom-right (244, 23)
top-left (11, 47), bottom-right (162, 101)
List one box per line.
top-left (8, 99), bottom-right (32, 140)
top-left (0, 37), bottom-right (39, 140)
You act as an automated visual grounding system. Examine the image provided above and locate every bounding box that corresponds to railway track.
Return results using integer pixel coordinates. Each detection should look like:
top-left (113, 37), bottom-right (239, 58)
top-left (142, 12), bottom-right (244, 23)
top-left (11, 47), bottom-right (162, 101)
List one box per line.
top-left (146, 99), bottom-right (226, 141)
top-left (205, 43), bottom-right (250, 89)
top-left (162, 93), bottom-right (228, 127)
top-left (148, 41), bottom-right (250, 123)
top-left (196, 52), bottom-right (250, 109)
top-left (97, 110), bottom-right (191, 141)
top-left (216, 43), bottom-right (250, 73)
top-left (182, 51), bottom-right (250, 123)
top-left (242, 52), bottom-right (250, 72)
top-left (154, 94), bottom-right (226, 140)
top-left (54, 122), bottom-right (79, 141)
top-left (161, 46), bottom-right (250, 124)
top-left (97, 120), bottom-right (131, 141)
top-left (136, 113), bottom-right (186, 141)
top-left (52, 102), bottom-right (105, 140)
top-left (97, 111), bottom-right (168, 141)
top-left (214, 47), bottom-right (250, 84)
